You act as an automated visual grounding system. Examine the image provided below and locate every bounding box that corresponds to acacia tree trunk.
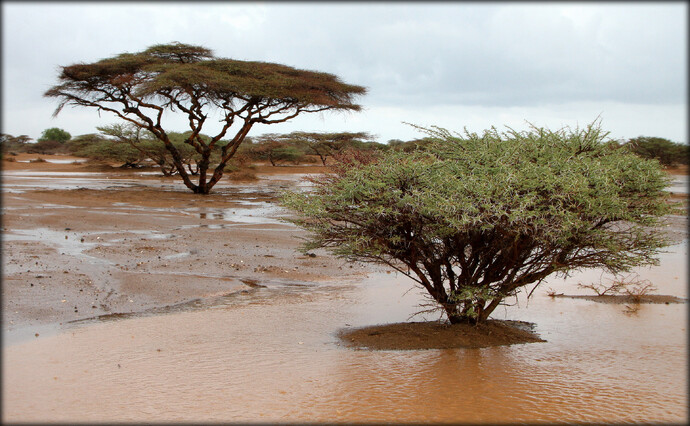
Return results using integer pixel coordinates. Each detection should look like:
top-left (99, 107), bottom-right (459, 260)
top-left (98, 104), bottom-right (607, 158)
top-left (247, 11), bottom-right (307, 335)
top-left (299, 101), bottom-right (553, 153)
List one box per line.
top-left (443, 301), bottom-right (476, 325)
top-left (446, 312), bottom-right (475, 325)
top-left (442, 297), bottom-right (500, 325)
top-left (195, 152), bottom-right (212, 194)
top-left (165, 145), bottom-right (200, 193)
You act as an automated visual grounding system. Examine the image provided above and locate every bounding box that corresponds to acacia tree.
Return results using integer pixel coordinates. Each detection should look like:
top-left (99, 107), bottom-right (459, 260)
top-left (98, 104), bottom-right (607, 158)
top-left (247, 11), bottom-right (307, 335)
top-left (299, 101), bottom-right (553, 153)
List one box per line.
top-left (1, 134), bottom-right (33, 155)
top-left (250, 134), bottom-right (304, 166)
top-left (98, 124), bottom-right (213, 175)
top-left (1, 134), bottom-right (31, 149)
top-left (287, 131), bottom-right (375, 165)
top-left (45, 42), bottom-right (366, 194)
top-left (80, 138), bottom-right (144, 167)
top-left (96, 123), bottom-right (159, 169)
top-left (283, 121), bottom-right (673, 324)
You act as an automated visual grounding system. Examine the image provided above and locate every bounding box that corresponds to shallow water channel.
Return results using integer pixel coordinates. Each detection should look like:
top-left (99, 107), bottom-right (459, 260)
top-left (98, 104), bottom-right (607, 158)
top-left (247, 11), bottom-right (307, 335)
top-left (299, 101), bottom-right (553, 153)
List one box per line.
top-left (3, 243), bottom-right (687, 423)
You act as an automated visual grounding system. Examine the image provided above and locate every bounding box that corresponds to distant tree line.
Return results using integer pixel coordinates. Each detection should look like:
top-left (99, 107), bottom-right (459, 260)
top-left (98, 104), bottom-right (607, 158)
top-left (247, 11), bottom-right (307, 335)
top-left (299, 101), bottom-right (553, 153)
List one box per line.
top-left (623, 136), bottom-right (689, 167)
top-left (3, 127), bottom-right (689, 170)
top-left (1, 128), bottom-right (72, 155)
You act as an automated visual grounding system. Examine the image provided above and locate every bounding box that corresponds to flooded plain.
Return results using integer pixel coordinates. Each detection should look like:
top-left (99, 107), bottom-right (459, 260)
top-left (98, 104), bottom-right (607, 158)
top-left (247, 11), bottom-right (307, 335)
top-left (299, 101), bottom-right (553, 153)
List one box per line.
top-left (2, 160), bottom-right (688, 423)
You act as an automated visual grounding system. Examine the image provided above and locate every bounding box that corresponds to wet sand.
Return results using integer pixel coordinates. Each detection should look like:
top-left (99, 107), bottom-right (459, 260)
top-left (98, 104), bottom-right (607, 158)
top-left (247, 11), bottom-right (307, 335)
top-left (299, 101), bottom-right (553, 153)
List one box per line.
top-left (2, 155), bottom-right (361, 342)
top-left (2, 154), bottom-right (688, 423)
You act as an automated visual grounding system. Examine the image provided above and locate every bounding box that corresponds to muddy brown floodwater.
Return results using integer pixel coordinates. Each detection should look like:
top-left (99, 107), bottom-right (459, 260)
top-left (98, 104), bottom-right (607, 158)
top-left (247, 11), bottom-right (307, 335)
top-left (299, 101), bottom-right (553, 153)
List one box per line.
top-left (2, 156), bottom-right (688, 423)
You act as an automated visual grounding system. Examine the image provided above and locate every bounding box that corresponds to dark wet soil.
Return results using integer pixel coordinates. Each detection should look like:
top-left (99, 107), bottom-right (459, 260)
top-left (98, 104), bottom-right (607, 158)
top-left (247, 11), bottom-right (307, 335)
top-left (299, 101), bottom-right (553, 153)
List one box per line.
top-left (338, 320), bottom-right (545, 350)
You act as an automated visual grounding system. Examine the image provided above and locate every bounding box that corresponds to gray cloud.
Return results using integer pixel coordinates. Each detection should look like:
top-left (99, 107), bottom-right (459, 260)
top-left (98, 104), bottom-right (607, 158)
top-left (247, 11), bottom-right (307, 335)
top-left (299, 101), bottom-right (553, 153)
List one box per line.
top-left (1, 2), bottom-right (686, 143)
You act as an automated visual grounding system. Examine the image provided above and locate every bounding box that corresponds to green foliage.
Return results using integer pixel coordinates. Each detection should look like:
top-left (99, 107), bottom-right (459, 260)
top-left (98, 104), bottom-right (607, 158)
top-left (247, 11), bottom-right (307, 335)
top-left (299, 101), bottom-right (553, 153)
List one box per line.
top-left (68, 130), bottom-right (146, 167)
top-left (272, 146), bottom-right (304, 165)
top-left (45, 41), bottom-right (366, 194)
top-left (282, 120), bottom-right (673, 324)
top-left (66, 134), bottom-right (106, 156)
top-left (80, 139), bottom-right (143, 166)
top-left (27, 139), bottom-right (65, 154)
top-left (38, 127), bottom-right (71, 143)
top-left (247, 131), bottom-right (379, 166)
top-left (84, 124), bottom-right (214, 174)
top-left (6, 128), bottom-right (70, 155)
top-left (269, 131), bottom-right (376, 165)
top-left (626, 136), bottom-right (689, 166)
top-left (249, 134), bottom-right (305, 166)
top-left (387, 137), bottom-right (435, 152)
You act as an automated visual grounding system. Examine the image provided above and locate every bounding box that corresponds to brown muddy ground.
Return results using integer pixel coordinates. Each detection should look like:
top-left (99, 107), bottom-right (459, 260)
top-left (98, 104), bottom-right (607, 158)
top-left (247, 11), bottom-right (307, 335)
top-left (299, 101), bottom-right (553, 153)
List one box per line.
top-left (2, 153), bottom-right (688, 350)
top-left (2, 155), bottom-right (360, 333)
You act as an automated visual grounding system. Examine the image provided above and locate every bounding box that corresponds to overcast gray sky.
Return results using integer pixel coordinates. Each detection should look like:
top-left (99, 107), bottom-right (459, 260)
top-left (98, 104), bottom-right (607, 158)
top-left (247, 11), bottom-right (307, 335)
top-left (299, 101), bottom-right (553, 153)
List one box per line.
top-left (1, 2), bottom-right (687, 143)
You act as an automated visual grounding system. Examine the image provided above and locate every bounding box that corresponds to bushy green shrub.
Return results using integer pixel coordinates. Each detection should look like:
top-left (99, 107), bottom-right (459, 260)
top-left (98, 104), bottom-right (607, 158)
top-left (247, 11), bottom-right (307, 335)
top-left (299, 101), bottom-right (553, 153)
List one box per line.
top-left (283, 121), bottom-right (673, 324)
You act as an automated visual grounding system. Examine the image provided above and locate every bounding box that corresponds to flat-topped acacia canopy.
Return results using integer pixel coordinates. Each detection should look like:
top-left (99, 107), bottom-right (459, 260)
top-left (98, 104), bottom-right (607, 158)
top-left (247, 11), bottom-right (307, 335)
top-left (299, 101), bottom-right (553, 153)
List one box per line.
top-left (45, 42), bottom-right (366, 193)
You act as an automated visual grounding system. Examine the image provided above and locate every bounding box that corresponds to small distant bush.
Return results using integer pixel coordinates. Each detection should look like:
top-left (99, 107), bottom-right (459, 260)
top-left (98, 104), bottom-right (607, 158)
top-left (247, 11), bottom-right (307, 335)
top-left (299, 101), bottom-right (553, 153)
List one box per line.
top-left (26, 139), bottom-right (68, 155)
top-left (301, 155), bottom-right (320, 164)
top-left (623, 280), bottom-right (657, 303)
top-left (578, 274), bottom-right (657, 299)
top-left (224, 156), bottom-right (258, 173)
top-left (29, 157), bottom-right (48, 163)
top-left (226, 170), bottom-right (258, 181)
top-left (223, 163), bottom-right (239, 173)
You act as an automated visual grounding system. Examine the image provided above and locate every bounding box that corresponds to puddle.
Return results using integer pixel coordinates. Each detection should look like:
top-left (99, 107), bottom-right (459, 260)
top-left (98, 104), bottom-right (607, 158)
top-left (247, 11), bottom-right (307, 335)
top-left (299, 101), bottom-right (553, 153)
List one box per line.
top-left (0, 171), bottom-right (183, 193)
top-left (1, 203), bottom-right (81, 212)
top-left (200, 204), bottom-right (286, 225)
top-left (133, 171), bottom-right (165, 176)
top-left (1, 169), bottom-right (314, 195)
top-left (3, 228), bottom-right (112, 264)
top-left (668, 175), bottom-right (688, 194)
top-left (2, 171), bottom-right (106, 176)
top-left (14, 159), bottom-right (88, 164)
top-left (0, 176), bottom-right (148, 193)
top-left (104, 230), bottom-right (178, 242)
top-left (257, 173), bottom-right (316, 187)
top-left (544, 240), bottom-right (688, 299)
top-left (171, 201), bottom-right (290, 228)
top-left (164, 251), bottom-right (195, 259)
top-left (2, 243), bottom-right (686, 423)
top-left (1, 322), bottom-right (66, 345)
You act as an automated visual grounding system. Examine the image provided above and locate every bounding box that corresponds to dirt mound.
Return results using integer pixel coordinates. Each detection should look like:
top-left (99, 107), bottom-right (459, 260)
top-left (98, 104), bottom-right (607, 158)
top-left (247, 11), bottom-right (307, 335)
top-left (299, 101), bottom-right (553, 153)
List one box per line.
top-left (338, 320), bottom-right (545, 350)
